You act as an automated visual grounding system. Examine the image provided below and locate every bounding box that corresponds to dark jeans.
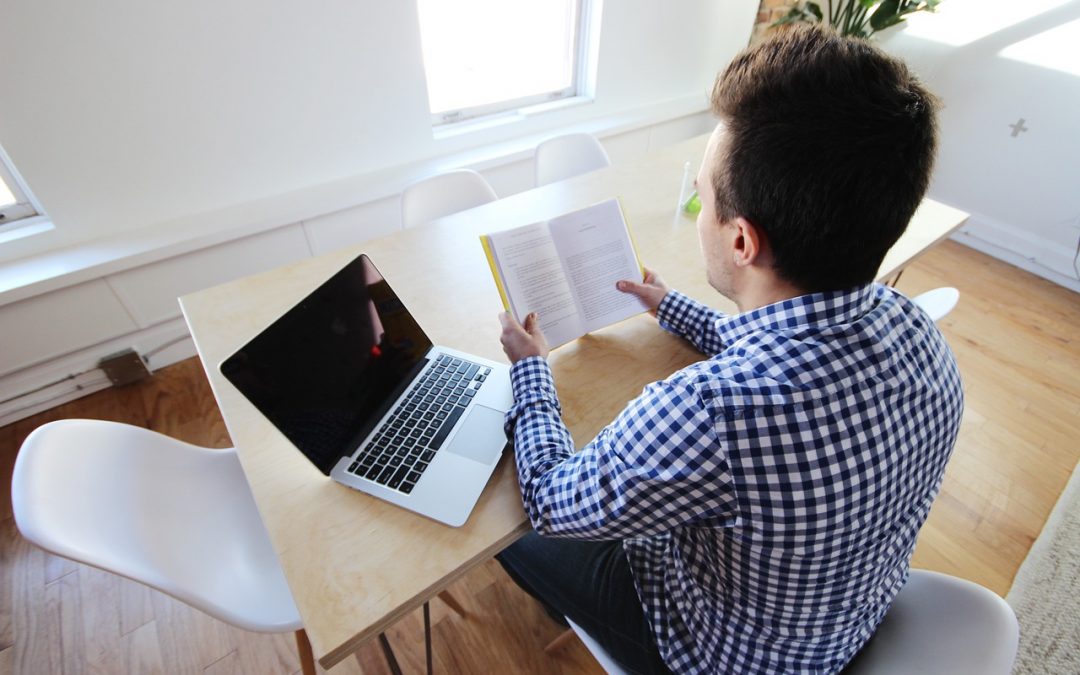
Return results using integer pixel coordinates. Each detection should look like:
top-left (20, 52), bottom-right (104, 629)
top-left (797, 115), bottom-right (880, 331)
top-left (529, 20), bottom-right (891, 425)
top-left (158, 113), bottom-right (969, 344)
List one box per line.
top-left (497, 531), bottom-right (672, 675)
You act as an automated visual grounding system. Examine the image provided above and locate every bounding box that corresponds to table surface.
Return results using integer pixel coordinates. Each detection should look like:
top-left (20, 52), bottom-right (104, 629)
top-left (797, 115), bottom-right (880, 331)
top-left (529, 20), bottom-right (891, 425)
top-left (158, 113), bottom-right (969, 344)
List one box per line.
top-left (179, 132), bottom-right (969, 668)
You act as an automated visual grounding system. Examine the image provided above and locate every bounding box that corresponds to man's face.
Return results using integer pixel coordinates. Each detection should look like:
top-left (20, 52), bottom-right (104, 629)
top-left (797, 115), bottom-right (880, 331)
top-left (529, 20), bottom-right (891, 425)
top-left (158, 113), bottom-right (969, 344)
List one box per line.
top-left (696, 124), bottom-right (736, 298)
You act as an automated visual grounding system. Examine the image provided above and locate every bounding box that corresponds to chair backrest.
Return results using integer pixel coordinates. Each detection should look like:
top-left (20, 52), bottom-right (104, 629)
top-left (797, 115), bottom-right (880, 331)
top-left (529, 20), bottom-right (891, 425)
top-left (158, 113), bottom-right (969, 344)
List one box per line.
top-left (400, 168), bottom-right (498, 229)
top-left (911, 287), bottom-right (960, 322)
top-left (534, 132), bottom-right (611, 186)
top-left (11, 419), bottom-right (301, 633)
top-left (844, 569), bottom-right (1018, 675)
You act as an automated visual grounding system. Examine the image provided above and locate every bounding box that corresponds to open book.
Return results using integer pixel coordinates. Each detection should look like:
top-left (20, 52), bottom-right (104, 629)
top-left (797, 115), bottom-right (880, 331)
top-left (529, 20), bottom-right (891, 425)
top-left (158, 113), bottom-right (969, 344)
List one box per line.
top-left (480, 198), bottom-right (648, 348)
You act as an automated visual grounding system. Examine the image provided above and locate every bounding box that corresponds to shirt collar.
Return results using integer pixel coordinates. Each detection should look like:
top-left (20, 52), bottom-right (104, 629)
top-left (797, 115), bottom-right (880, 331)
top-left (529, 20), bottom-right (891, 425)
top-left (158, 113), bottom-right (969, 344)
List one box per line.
top-left (714, 283), bottom-right (880, 345)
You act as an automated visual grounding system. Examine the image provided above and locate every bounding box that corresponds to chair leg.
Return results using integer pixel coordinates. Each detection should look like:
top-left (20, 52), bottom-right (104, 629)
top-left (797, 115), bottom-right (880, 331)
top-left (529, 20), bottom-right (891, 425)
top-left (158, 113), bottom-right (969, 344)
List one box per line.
top-left (378, 633), bottom-right (404, 675)
top-left (544, 628), bottom-right (576, 654)
top-left (424, 601), bottom-right (433, 675)
top-left (295, 629), bottom-right (316, 675)
top-left (437, 589), bottom-right (467, 618)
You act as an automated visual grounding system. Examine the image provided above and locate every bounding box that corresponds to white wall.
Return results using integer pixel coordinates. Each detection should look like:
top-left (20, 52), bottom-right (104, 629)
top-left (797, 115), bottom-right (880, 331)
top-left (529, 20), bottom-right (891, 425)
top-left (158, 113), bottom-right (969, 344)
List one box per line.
top-left (0, 1), bottom-right (758, 424)
top-left (0, 0), bottom-right (758, 263)
top-left (0, 111), bottom-right (718, 426)
top-left (880, 0), bottom-right (1080, 290)
top-left (0, 1), bottom-right (433, 255)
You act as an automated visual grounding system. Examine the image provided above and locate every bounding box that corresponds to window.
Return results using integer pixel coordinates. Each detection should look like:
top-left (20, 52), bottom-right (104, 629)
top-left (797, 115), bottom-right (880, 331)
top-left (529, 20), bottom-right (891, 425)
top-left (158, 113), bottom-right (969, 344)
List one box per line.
top-left (416, 0), bottom-right (591, 125)
top-left (0, 149), bottom-right (41, 231)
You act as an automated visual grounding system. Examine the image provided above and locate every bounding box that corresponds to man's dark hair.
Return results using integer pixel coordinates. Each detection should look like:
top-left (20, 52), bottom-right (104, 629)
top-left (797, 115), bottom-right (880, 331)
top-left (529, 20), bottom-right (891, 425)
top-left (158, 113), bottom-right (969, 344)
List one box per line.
top-left (710, 25), bottom-right (938, 292)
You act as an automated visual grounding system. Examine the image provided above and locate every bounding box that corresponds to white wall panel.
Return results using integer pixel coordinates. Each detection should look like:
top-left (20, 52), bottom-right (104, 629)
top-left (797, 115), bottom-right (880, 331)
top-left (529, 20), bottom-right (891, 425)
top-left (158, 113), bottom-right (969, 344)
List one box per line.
top-left (0, 280), bottom-right (138, 376)
top-left (0, 316), bottom-right (195, 426)
top-left (595, 0), bottom-right (757, 109)
top-left (107, 225), bottom-right (311, 327)
top-left (648, 112), bottom-right (715, 150)
top-left (302, 198), bottom-right (402, 257)
top-left (482, 160), bottom-right (535, 198)
top-left (602, 127), bottom-right (653, 165)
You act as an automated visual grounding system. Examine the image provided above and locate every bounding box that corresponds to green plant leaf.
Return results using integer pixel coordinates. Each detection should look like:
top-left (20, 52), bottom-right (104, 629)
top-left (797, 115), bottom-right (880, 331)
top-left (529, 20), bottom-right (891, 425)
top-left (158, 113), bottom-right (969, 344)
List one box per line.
top-left (857, 0), bottom-right (878, 9)
top-left (870, 0), bottom-right (901, 30)
top-left (877, 15), bottom-right (905, 31)
top-left (898, 0), bottom-right (935, 18)
top-left (806, 2), bottom-right (825, 21)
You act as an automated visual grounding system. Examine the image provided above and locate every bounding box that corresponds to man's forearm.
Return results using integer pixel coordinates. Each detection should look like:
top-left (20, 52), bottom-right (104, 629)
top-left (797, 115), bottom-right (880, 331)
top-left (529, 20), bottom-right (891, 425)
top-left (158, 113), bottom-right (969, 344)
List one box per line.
top-left (504, 357), bottom-right (576, 521)
top-left (656, 291), bottom-right (727, 355)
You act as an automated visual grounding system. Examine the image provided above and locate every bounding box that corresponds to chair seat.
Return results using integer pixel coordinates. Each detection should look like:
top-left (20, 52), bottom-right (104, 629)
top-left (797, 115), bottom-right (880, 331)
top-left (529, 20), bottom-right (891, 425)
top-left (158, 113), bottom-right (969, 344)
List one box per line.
top-left (911, 287), bottom-right (960, 322)
top-left (567, 619), bottom-right (628, 675)
top-left (566, 570), bottom-right (1017, 675)
top-left (844, 569), bottom-right (1018, 674)
top-left (12, 419), bottom-right (301, 633)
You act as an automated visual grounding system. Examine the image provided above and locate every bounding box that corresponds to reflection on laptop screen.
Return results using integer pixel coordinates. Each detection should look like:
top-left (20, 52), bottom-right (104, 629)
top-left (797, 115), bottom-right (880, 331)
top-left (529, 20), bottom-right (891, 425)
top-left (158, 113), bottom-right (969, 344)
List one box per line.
top-left (220, 255), bottom-right (433, 474)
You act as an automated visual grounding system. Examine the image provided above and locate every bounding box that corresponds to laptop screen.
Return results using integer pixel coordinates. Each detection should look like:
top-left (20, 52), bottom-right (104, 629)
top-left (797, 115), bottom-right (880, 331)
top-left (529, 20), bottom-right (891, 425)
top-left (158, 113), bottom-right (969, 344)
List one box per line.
top-left (220, 254), bottom-right (433, 474)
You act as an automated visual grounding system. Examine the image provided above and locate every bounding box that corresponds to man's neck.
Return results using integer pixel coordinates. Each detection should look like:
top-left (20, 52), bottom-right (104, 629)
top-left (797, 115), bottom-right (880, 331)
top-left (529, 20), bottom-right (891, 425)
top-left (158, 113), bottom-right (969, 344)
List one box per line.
top-left (732, 274), bottom-right (807, 314)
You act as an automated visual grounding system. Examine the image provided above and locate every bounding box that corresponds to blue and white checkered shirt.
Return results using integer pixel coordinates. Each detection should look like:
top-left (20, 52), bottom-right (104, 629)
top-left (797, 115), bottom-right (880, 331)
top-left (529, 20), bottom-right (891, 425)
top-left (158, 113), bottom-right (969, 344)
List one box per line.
top-left (505, 283), bottom-right (963, 674)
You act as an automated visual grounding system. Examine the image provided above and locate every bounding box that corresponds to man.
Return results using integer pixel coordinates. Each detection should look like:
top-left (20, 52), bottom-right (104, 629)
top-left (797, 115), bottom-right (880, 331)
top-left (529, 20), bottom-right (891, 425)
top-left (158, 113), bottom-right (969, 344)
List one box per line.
top-left (496, 25), bottom-right (962, 674)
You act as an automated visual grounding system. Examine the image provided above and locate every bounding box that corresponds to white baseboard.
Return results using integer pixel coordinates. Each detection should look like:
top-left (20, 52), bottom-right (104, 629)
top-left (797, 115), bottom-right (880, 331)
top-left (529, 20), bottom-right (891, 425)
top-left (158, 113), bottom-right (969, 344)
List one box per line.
top-left (0, 317), bottom-right (196, 428)
top-left (950, 212), bottom-right (1080, 294)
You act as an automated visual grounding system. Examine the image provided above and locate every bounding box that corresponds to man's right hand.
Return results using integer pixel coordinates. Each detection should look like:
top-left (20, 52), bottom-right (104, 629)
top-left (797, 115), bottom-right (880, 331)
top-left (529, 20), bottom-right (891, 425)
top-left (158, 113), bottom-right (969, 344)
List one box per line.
top-left (616, 267), bottom-right (671, 317)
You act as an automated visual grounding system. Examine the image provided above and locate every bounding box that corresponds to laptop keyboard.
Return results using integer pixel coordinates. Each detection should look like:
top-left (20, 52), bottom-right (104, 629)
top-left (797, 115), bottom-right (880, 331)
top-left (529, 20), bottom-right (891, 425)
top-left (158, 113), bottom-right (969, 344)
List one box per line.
top-left (347, 354), bottom-right (492, 494)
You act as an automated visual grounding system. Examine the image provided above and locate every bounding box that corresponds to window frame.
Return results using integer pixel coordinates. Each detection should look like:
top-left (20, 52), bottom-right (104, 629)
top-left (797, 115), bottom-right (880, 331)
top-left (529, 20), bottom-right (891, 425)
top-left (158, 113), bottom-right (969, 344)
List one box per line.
top-left (424, 0), bottom-right (592, 127)
top-left (0, 148), bottom-right (42, 233)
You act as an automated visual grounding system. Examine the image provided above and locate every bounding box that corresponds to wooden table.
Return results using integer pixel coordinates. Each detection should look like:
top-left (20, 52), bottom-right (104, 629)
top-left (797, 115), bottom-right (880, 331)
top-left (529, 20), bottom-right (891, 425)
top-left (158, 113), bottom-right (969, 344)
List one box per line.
top-left (179, 132), bottom-right (968, 668)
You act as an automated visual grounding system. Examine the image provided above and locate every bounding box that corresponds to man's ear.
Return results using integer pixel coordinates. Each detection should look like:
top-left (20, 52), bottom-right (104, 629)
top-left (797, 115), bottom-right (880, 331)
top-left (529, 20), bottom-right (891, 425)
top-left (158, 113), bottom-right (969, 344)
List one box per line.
top-left (731, 216), bottom-right (764, 267)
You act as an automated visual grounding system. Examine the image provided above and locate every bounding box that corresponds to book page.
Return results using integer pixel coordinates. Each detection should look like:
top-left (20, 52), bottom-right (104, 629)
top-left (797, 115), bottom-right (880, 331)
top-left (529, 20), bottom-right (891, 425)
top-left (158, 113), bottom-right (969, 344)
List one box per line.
top-left (548, 199), bottom-right (647, 333)
top-left (485, 221), bottom-right (583, 348)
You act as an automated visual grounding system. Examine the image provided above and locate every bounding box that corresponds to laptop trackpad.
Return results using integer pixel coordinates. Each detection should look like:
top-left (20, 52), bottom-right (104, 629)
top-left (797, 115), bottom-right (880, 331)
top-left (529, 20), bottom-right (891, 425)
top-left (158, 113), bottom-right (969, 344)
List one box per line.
top-left (444, 405), bottom-right (507, 466)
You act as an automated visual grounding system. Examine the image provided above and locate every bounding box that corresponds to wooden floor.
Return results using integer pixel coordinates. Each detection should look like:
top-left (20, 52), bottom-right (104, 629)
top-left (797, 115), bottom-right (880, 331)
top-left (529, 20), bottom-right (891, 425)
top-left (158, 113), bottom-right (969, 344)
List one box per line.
top-left (1, 240), bottom-right (1078, 674)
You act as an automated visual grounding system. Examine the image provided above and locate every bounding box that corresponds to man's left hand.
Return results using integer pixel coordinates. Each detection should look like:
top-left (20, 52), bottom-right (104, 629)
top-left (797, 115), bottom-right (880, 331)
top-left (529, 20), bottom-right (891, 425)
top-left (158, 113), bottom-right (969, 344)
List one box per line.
top-left (499, 312), bottom-right (549, 364)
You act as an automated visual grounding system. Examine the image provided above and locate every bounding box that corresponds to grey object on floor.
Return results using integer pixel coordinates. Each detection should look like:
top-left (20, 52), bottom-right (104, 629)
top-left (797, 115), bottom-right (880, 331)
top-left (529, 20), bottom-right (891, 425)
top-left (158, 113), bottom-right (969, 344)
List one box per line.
top-left (1006, 460), bottom-right (1080, 674)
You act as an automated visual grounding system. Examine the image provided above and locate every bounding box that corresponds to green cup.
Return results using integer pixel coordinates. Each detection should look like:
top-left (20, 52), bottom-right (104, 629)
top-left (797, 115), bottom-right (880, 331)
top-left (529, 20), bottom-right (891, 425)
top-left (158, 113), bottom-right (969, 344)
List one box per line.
top-left (683, 190), bottom-right (701, 214)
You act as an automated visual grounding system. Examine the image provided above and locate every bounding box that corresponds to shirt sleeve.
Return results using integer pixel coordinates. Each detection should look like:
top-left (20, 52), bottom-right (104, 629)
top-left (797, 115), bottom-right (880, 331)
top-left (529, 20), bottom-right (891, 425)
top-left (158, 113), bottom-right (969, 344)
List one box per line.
top-left (656, 290), bottom-right (727, 356)
top-left (505, 356), bottom-right (737, 540)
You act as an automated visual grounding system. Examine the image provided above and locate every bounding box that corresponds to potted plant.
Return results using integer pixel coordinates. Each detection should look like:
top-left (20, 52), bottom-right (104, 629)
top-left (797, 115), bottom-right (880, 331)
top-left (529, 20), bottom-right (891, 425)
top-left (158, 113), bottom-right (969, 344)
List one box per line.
top-left (774, 0), bottom-right (942, 38)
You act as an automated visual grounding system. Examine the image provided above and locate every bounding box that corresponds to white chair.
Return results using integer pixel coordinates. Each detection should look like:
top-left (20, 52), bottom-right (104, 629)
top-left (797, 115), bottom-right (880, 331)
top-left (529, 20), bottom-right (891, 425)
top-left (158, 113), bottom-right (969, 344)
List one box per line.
top-left (844, 569), bottom-right (1018, 674)
top-left (12, 419), bottom-right (448, 674)
top-left (912, 287), bottom-right (960, 322)
top-left (534, 132), bottom-right (611, 186)
top-left (12, 419), bottom-right (319, 673)
top-left (400, 168), bottom-right (498, 229)
top-left (561, 570), bottom-right (1017, 675)
top-left (567, 618), bottom-right (629, 675)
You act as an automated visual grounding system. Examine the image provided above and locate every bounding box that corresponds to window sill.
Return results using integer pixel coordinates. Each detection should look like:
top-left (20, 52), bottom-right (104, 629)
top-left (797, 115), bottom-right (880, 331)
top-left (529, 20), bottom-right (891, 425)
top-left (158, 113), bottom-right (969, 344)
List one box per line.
top-left (433, 96), bottom-right (595, 141)
top-left (0, 216), bottom-right (54, 246)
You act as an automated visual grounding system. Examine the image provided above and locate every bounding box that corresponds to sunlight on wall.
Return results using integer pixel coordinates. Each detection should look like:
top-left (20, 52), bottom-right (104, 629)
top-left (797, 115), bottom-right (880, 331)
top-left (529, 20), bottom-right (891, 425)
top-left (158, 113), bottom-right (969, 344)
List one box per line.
top-left (999, 17), bottom-right (1080, 77)
top-left (902, 0), bottom-right (1073, 46)
top-left (0, 179), bottom-right (14, 207)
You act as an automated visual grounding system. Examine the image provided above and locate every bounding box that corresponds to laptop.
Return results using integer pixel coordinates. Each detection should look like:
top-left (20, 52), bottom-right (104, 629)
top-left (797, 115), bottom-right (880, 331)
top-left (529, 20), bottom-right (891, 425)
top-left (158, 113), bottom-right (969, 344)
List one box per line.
top-left (219, 253), bottom-right (513, 527)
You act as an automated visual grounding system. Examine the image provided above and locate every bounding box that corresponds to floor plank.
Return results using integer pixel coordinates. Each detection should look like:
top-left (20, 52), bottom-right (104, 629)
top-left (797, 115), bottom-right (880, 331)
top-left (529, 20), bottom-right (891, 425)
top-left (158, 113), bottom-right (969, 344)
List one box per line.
top-left (78, 565), bottom-right (125, 675)
top-left (122, 620), bottom-right (166, 675)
